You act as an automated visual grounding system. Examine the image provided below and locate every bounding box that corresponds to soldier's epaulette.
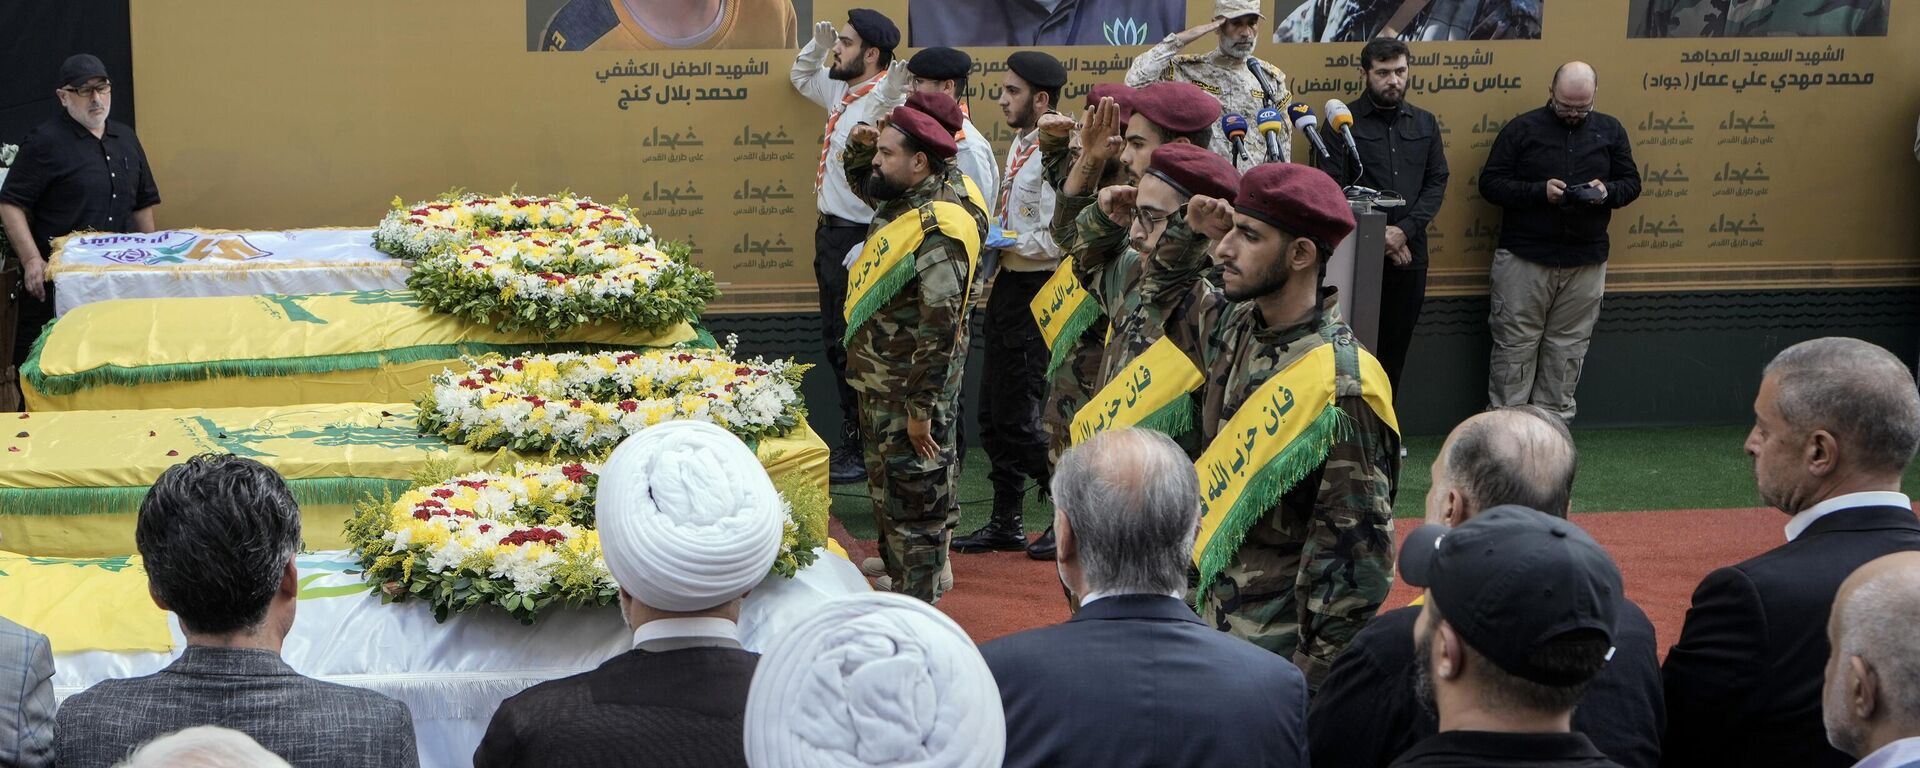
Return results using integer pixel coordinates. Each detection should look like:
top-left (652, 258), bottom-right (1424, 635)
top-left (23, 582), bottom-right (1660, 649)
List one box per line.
top-left (540, 0), bottom-right (619, 51)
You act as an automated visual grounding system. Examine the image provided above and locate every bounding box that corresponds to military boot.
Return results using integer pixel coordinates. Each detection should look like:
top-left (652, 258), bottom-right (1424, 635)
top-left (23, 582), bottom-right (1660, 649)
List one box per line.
top-left (952, 490), bottom-right (1027, 553)
top-left (1026, 526), bottom-right (1057, 560)
top-left (828, 421), bottom-right (866, 484)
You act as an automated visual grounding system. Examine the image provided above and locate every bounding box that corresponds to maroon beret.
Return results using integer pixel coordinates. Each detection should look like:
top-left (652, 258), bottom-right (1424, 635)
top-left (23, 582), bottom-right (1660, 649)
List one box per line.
top-left (905, 91), bottom-right (964, 136)
top-left (1234, 164), bottom-right (1355, 244)
top-left (1146, 143), bottom-right (1239, 203)
top-left (1085, 83), bottom-right (1134, 125)
top-left (1127, 81), bottom-right (1220, 135)
top-left (886, 106), bottom-right (959, 160)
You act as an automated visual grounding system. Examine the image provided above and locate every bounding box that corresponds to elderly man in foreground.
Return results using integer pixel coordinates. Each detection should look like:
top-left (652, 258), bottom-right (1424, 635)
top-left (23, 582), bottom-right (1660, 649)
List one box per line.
top-left (476, 420), bottom-right (788, 767)
top-left (1824, 551), bottom-right (1920, 768)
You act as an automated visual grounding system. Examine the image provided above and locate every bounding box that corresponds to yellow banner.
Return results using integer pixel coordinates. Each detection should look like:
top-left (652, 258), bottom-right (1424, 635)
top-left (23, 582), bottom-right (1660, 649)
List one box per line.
top-left (842, 201), bottom-right (981, 340)
top-left (0, 551), bottom-right (171, 653)
top-left (1069, 336), bottom-right (1202, 445)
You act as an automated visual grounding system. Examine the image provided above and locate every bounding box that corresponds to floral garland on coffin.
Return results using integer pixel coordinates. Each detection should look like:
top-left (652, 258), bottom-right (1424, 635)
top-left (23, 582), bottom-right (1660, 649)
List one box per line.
top-left (417, 343), bottom-right (809, 457)
top-left (407, 233), bottom-right (718, 337)
top-left (344, 460), bottom-right (827, 624)
top-left (372, 192), bottom-right (651, 261)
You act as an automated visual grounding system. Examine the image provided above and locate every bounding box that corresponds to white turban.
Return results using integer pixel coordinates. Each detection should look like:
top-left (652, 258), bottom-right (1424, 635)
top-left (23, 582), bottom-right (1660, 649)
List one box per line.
top-left (595, 419), bottom-right (785, 612)
top-left (744, 592), bottom-right (1005, 768)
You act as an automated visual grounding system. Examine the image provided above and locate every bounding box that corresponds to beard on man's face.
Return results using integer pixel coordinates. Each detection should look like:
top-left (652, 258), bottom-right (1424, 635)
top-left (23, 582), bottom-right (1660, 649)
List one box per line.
top-left (829, 53), bottom-right (867, 82)
top-left (1368, 82), bottom-right (1404, 107)
top-left (1222, 252), bottom-right (1290, 302)
top-left (1413, 626), bottom-right (1439, 721)
top-left (864, 168), bottom-right (910, 201)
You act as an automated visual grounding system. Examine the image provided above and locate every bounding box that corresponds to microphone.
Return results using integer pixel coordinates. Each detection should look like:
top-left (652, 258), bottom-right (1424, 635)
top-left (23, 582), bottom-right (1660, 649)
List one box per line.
top-left (1220, 114), bottom-right (1250, 163)
top-left (1286, 102), bottom-right (1331, 162)
top-left (1254, 107), bottom-right (1286, 163)
top-left (1245, 57), bottom-right (1282, 108)
top-left (1325, 99), bottom-right (1360, 160)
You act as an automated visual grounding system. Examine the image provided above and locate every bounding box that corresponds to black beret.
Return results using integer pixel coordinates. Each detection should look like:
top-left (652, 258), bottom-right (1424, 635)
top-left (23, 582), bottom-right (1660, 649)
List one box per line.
top-left (908, 46), bottom-right (972, 81)
top-left (1006, 51), bottom-right (1067, 91)
top-left (847, 9), bottom-right (900, 52)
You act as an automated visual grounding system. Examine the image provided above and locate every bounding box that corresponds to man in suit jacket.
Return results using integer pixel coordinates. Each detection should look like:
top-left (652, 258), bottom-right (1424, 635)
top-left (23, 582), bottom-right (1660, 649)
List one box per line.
top-left (1662, 337), bottom-right (1920, 768)
top-left (1309, 406), bottom-right (1664, 768)
top-left (476, 421), bottom-right (791, 768)
top-left (980, 428), bottom-right (1310, 768)
top-left (55, 455), bottom-right (417, 768)
top-left (0, 616), bottom-right (53, 768)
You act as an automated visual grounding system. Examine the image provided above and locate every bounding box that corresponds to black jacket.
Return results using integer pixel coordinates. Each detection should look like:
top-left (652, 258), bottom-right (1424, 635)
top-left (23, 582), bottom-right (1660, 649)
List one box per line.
top-left (1320, 97), bottom-right (1449, 269)
top-left (474, 647), bottom-right (757, 768)
top-left (1391, 731), bottom-right (1623, 768)
top-left (1661, 504), bottom-right (1920, 768)
top-left (1309, 599), bottom-right (1664, 768)
top-left (980, 594), bottom-right (1309, 768)
top-left (1478, 105), bottom-right (1640, 267)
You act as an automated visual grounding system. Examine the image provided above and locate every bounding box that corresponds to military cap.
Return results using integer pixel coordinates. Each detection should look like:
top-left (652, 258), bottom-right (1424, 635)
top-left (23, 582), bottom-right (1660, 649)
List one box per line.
top-left (1214, 0), bottom-right (1264, 19)
top-left (905, 91), bottom-right (964, 136)
top-left (1005, 51), bottom-right (1068, 91)
top-left (1234, 163), bottom-right (1355, 244)
top-left (908, 46), bottom-right (972, 82)
top-left (846, 9), bottom-right (900, 52)
top-left (1128, 81), bottom-right (1221, 135)
top-left (887, 105), bottom-right (959, 160)
top-left (1086, 82), bottom-right (1134, 124)
top-left (1146, 143), bottom-right (1240, 203)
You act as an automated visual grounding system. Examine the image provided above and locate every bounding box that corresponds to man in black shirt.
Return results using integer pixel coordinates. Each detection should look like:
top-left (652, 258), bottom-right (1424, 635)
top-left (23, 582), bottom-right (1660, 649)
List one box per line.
top-left (1478, 62), bottom-right (1637, 424)
top-left (0, 53), bottom-right (161, 366)
top-left (1389, 505), bottom-right (1628, 768)
top-left (1311, 406), bottom-right (1663, 768)
top-left (1321, 37), bottom-right (1449, 399)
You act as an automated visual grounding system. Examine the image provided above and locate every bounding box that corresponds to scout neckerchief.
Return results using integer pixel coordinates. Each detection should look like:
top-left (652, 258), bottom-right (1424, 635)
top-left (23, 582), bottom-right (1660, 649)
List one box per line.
top-left (1068, 336), bottom-right (1204, 445)
top-left (842, 176), bottom-right (985, 344)
top-left (1031, 257), bottom-right (1102, 377)
top-left (814, 71), bottom-right (887, 194)
top-left (1189, 329), bottom-right (1400, 608)
top-left (995, 133), bottom-right (1040, 227)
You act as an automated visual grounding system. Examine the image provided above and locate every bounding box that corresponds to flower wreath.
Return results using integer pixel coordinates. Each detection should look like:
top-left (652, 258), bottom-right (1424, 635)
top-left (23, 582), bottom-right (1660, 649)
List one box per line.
top-left (373, 192), bottom-right (650, 261)
top-left (345, 460), bottom-right (827, 624)
top-left (406, 232), bottom-right (719, 337)
top-left (417, 343), bottom-right (809, 457)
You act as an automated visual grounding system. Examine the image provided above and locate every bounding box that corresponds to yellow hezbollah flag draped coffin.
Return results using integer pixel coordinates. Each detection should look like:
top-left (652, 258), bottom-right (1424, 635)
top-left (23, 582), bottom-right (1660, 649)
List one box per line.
top-left (19, 290), bottom-right (710, 411)
top-left (0, 403), bottom-right (828, 559)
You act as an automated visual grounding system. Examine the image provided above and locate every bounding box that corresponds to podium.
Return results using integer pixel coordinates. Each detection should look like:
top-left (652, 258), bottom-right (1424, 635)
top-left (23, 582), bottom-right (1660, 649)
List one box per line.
top-left (1324, 200), bottom-right (1389, 351)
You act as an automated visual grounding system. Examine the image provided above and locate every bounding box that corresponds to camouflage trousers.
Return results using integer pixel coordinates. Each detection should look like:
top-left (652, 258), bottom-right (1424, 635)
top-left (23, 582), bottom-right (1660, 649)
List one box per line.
top-left (858, 393), bottom-right (961, 604)
top-left (1203, 497), bottom-right (1394, 689)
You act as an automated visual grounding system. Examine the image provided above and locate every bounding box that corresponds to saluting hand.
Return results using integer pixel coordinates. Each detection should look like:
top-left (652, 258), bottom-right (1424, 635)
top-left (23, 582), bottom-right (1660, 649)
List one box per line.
top-left (1079, 97), bottom-right (1124, 163)
top-left (883, 60), bottom-right (912, 93)
top-left (812, 21), bottom-right (837, 50)
top-left (1038, 112), bottom-right (1077, 138)
top-left (1097, 185), bottom-right (1138, 229)
top-left (1188, 195), bottom-right (1236, 241)
top-left (849, 122), bottom-right (879, 148)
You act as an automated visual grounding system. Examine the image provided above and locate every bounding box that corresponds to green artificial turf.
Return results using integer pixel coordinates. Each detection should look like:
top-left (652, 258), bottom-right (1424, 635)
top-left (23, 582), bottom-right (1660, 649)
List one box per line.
top-left (830, 425), bottom-right (1920, 540)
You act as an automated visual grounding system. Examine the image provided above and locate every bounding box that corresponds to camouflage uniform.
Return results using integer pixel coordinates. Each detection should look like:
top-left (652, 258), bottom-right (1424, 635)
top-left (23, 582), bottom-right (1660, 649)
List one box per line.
top-left (1125, 44), bottom-right (1292, 169)
top-left (842, 143), bottom-right (989, 603)
top-left (1162, 270), bottom-right (1401, 688)
top-left (1067, 202), bottom-right (1213, 387)
top-left (1273, 0), bottom-right (1543, 42)
top-left (1639, 0), bottom-right (1886, 37)
top-left (1037, 129), bottom-right (1109, 469)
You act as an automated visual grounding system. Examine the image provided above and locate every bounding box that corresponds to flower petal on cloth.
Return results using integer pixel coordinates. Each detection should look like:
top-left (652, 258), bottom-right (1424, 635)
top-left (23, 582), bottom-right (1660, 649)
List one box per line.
top-left (744, 592), bottom-right (1005, 768)
top-left (595, 419), bottom-right (784, 611)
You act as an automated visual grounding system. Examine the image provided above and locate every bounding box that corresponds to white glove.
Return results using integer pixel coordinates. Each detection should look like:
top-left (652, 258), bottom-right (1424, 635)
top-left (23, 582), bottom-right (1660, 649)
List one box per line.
top-left (812, 21), bottom-right (837, 50)
top-left (842, 241), bottom-right (864, 269)
top-left (884, 60), bottom-right (912, 94)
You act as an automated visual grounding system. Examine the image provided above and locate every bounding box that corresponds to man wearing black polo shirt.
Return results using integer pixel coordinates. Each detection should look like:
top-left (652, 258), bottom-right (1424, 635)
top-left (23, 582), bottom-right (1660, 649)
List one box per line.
top-left (1309, 406), bottom-right (1663, 768)
top-left (1391, 506), bottom-right (1628, 768)
top-left (0, 54), bottom-right (160, 366)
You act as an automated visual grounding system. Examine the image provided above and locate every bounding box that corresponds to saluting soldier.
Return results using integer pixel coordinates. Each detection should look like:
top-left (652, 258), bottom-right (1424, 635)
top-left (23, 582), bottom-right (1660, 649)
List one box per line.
top-left (1126, 0), bottom-right (1290, 169)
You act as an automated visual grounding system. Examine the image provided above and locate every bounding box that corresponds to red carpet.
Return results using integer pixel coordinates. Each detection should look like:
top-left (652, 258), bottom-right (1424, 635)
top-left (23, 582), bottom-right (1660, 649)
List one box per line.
top-left (836, 507), bottom-right (1792, 655)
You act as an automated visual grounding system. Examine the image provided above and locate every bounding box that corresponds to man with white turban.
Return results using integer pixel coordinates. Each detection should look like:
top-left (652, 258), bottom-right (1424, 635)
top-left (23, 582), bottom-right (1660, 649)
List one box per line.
top-left (744, 591), bottom-right (1005, 768)
top-left (476, 420), bottom-right (787, 768)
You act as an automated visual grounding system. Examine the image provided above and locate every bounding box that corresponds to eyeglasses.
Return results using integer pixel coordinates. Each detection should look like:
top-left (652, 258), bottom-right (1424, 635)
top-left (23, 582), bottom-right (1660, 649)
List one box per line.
top-left (62, 82), bottom-right (111, 98)
top-left (1549, 97), bottom-right (1592, 116)
top-left (1130, 209), bottom-right (1171, 233)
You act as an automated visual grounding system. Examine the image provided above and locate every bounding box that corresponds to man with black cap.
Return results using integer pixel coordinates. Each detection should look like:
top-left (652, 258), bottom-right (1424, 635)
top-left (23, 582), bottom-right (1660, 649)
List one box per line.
top-left (878, 46), bottom-right (997, 207)
top-left (1392, 506), bottom-right (1627, 768)
top-left (790, 9), bottom-right (907, 484)
top-left (841, 94), bottom-right (989, 603)
top-left (1161, 163), bottom-right (1400, 688)
top-left (1310, 407), bottom-right (1665, 768)
top-left (952, 51), bottom-right (1068, 558)
top-left (1, 53), bottom-right (160, 370)
top-left (1125, 0), bottom-right (1290, 170)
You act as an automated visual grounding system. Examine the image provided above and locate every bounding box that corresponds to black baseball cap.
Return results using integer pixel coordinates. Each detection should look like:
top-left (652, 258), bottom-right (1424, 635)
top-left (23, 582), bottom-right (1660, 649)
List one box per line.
top-left (1398, 505), bottom-right (1622, 686)
top-left (59, 54), bottom-right (109, 89)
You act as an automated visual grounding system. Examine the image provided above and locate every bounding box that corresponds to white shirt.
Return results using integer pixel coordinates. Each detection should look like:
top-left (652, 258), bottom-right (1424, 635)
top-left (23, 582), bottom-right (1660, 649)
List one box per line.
top-left (790, 41), bottom-right (903, 222)
top-left (1079, 590), bottom-right (1185, 608)
top-left (995, 127), bottom-right (1061, 272)
top-left (631, 616), bottom-right (743, 652)
top-left (1784, 491), bottom-right (1913, 542)
top-left (955, 117), bottom-right (999, 213)
top-left (1854, 735), bottom-right (1920, 768)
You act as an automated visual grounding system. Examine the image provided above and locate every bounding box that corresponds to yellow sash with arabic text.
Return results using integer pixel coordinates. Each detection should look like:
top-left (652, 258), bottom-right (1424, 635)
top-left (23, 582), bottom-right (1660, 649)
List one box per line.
top-left (1070, 336), bottom-right (1203, 445)
top-left (842, 199), bottom-right (982, 345)
top-left (1031, 256), bottom-right (1103, 377)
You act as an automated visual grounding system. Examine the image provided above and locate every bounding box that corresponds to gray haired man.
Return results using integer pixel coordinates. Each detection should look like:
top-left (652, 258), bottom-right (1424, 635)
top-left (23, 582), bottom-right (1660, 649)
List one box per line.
top-left (979, 428), bottom-right (1308, 768)
top-left (1825, 551), bottom-right (1920, 767)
